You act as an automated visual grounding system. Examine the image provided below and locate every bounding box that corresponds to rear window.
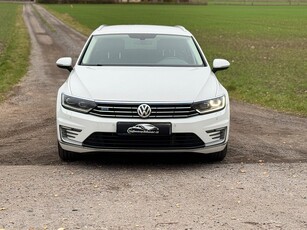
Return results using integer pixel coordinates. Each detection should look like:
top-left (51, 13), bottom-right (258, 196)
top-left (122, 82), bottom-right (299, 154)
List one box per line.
top-left (80, 34), bottom-right (205, 67)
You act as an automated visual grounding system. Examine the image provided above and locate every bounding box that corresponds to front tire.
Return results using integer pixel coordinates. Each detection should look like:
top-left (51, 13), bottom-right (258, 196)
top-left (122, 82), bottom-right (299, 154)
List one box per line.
top-left (58, 143), bottom-right (76, 162)
top-left (207, 145), bottom-right (228, 162)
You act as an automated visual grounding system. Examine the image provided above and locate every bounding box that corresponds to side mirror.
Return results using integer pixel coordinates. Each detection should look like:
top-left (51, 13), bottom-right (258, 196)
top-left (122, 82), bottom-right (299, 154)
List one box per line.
top-left (56, 57), bottom-right (73, 72)
top-left (212, 59), bottom-right (230, 73)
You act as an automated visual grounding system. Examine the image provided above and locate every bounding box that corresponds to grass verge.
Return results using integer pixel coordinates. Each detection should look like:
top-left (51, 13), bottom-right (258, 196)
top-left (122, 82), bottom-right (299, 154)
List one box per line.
top-left (43, 4), bottom-right (307, 116)
top-left (0, 3), bottom-right (30, 102)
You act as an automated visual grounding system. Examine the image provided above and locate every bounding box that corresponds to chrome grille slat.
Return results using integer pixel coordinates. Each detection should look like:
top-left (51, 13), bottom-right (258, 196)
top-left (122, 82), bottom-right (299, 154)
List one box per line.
top-left (154, 107), bottom-right (176, 110)
top-left (112, 111), bottom-right (134, 114)
top-left (152, 111), bottom-right (175, 114)
top-left (66, 131), bottom-right (80, 135)
top-left (89, 103), bottom-right (199, 119)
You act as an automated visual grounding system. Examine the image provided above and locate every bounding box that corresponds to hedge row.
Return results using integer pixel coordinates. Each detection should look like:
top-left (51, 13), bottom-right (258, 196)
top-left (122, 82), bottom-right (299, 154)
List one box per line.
top-left (36, 0), bottom-right (206, 4)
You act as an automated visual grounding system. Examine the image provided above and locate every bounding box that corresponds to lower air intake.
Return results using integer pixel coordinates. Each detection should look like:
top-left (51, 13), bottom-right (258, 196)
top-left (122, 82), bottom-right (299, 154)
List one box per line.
top-left (60, 126), bottom-right (82, 141)
top-left (206, 127), bottom-right (227, 145)
top-left (83, 132), bottom-right (205, 149)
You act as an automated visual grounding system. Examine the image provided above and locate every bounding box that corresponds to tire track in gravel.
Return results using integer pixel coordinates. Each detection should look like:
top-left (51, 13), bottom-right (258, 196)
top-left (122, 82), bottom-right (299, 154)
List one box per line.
top-left (0, 4), bottom-right (86, 165)
top-left (0, 3), bottom-right (306, 165)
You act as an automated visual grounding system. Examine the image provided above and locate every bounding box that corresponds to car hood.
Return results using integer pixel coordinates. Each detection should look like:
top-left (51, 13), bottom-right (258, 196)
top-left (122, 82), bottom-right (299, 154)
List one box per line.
top-left (68, 66), bottom-right (220, 103)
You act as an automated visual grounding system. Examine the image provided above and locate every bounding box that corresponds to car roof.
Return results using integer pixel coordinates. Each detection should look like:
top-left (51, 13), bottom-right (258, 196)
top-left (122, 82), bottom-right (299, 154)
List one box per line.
top-left (92, 25), bottom-right (192, 36)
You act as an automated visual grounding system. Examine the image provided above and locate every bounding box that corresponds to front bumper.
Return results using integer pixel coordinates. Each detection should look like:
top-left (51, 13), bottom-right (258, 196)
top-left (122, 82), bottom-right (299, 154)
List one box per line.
top-left (57, 105), bottom-right (230, 155)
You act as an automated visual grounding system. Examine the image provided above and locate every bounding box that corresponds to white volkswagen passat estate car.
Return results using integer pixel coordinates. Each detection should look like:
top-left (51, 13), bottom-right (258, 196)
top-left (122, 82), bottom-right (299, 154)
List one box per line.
top-left (56, 25), bottom-right (230, 161)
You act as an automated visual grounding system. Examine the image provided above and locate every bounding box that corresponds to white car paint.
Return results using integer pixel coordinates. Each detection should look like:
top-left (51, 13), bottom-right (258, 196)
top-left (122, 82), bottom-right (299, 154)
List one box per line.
top-left (56, 25), bottom-right (230, 161)
top-left (68, 66), bottom-right (220, 102)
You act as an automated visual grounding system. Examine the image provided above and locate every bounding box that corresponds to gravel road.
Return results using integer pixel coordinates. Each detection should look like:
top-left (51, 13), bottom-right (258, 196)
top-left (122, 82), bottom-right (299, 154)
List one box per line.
top-left (0, 3), bottom-right (306, 229)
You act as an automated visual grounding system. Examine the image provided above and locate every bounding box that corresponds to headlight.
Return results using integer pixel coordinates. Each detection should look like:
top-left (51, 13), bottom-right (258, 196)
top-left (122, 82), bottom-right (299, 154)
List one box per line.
top-left (61, 94), bottom-right (97, 113)
top-left (192, 96), bottom-right (226, 114)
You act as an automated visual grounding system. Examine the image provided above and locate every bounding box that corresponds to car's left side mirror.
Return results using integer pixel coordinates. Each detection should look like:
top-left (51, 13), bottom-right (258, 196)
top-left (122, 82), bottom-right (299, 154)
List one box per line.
top-left (56, 57), bottom-right (73, 72)
top-left (212, 59), bottom-right (230, 73)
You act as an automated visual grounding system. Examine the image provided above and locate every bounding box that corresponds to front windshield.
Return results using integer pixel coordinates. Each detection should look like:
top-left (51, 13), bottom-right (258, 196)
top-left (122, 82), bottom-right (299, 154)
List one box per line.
top-left (80, 34), bottom-right (205, 67)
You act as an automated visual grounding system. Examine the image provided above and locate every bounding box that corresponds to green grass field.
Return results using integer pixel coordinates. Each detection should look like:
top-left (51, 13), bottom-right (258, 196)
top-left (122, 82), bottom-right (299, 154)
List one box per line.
top-left (44, 4), bottom-right (307, 116)
top-left (209, 0), bottom-right (307, 5)
top-left (0, 3), bottom-right (30, 101)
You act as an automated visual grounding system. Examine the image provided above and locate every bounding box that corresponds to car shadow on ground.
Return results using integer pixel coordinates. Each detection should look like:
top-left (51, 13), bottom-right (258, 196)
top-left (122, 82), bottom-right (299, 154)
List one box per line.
top-left (64, 146), bottom-right (307, 167)
top-left (67, 151), bottom-right (223, 168)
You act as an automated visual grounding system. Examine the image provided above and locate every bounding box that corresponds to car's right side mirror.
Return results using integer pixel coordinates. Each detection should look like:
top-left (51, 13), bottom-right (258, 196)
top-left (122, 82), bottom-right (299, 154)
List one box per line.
top-left (212, 59), bottom-right (230, 73)
top-left (56, 57), bottom-right (73, 72)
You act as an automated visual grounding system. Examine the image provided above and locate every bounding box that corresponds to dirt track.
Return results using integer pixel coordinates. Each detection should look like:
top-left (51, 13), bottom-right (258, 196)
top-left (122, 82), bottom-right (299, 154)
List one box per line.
top-left (0, 4), bottom-right (306, 165)
top-left (0, 4), bottom-right (306, 229)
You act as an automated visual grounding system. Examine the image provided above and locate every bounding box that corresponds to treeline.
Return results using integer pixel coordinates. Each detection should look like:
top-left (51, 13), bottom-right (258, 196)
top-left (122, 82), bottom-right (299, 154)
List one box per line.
top-left (210, 0), bottom-right (307, 5)
top-left (37, 0), bottom-right (208, 4)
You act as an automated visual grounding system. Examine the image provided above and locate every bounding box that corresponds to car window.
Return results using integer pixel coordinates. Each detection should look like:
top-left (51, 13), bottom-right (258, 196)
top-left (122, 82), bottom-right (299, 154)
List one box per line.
top-left (80, 34), bottom-right (205, 67)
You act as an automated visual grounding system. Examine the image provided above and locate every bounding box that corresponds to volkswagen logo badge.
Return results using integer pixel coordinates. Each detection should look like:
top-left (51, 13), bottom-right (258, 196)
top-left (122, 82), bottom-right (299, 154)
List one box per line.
top-left (137, 104), bottom-right (151, 118)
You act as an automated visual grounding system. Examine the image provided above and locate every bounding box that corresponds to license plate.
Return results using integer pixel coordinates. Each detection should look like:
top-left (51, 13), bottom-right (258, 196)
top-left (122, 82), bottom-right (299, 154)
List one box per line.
top-left (117, 122), bottom-right (171, 135)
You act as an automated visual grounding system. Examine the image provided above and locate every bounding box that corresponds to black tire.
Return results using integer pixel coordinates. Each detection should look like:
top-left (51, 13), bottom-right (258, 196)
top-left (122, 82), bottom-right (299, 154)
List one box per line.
top-left (58, 143), bottom-right (76, 162)
top-left (207, 145), bottom-right (228, 162)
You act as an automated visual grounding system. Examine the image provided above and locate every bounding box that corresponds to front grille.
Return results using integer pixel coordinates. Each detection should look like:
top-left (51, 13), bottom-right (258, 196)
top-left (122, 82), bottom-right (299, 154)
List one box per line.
top-left (83, 132), bottom-right (205, 149)
top-left (90, 103), bottom-right (199, 119)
